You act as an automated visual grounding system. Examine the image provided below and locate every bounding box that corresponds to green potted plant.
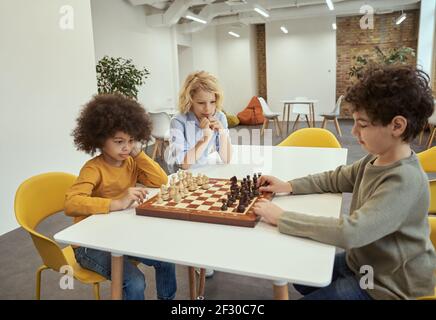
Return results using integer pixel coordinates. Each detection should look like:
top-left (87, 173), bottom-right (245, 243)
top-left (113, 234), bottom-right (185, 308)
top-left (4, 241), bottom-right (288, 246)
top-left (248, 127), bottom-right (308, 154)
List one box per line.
top-left (96, 56), bottom-right (150, 100)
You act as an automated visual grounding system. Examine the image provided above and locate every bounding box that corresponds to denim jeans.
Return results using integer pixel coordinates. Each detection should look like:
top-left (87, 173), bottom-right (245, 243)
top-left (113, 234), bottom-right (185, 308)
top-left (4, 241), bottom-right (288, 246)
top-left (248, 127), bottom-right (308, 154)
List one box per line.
top-left (294, 252), bottom-right (373, 300)
top-left (74, 247), bottom-right (177, 300)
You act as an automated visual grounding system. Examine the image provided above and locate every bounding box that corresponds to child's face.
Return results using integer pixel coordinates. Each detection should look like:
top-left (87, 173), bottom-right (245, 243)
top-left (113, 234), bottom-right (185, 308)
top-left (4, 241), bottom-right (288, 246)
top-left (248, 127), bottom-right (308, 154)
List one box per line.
top-left (190, 89), bottom-right (217, 120)
top-left (351, 110), bottom-right (399, 156)
top-left (102, 131), bottom-right (135, 163)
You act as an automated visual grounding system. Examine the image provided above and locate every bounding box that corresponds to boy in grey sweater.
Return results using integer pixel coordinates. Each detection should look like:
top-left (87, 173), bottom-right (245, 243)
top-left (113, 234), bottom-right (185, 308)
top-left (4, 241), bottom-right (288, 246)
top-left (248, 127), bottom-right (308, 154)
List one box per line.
top-left (253, 65), bottom-right (436, 300)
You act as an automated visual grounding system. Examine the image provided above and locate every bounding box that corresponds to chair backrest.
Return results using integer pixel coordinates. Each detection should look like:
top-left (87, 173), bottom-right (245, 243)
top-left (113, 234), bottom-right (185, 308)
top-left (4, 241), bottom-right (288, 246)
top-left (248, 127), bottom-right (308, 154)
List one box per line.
top-left (15, 172), bottom-right (76, 271)
top-left (257, 97), bottom-right (273, 115)
top-left (331, 95), bottom-right (344, 116)
top-left (292, 97), bottom-right (310, 115)
top-left (149, 112), bottom-right (171, 140)
top-left (430, 180), bottom-right (436, 214)
top-left (417, 147), bottom-right (436, 172)
top-left (278, 128), bottom-right (342, 148)
top-left (417, 147), bottom-right (436, 214)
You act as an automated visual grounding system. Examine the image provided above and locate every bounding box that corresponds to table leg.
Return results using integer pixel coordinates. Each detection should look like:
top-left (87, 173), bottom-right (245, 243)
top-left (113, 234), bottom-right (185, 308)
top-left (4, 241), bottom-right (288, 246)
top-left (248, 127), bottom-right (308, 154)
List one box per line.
top-left (188, 266), bottom-right (197, 300)
top-left (286, 104), bottom-right (291, 134)
top-left (311, 103), bottom-right (315, 127)
top-left (273, 280), bottom-right (289, 300)
top-left (111, 254), bottom-right (124, 300)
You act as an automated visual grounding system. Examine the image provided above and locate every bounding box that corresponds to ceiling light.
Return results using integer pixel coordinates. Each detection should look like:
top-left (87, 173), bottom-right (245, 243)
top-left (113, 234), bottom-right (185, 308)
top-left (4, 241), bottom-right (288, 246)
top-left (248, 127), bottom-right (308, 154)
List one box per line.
top-left (228, 31), bottom-right (240, 38)
top-left (332, 23), bottom-right (337, 30)
top-left (280, 26), bottom-right (288, 34)
top-left (326, 0), bottom-right (334, 11)
top-left (185, 15), bottom-right (207, 24)
top-left (395, 12), bottom-right (407, 25)
top-left (254, 5), bottom-right (269, 18)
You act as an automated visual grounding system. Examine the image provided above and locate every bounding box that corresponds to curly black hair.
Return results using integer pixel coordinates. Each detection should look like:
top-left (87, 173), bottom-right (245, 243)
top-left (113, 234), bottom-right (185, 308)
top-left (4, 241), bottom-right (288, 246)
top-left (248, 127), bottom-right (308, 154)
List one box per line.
top-left (345, 64), bottom-right (435, 142)
top-left (72, 94), bottom-right (152, 155)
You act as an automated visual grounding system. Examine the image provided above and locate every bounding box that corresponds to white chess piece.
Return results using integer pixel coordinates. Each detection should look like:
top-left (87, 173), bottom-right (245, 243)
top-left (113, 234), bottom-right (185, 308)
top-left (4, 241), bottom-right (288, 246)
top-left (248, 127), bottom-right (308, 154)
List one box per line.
top-left (156, 192), bottom-right (163, 204)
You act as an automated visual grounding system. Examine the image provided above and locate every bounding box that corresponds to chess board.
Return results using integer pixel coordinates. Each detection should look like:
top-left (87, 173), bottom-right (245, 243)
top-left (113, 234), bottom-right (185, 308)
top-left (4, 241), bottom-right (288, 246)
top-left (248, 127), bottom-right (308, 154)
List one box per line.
top-left (136, 178), bottom-right (273, 227)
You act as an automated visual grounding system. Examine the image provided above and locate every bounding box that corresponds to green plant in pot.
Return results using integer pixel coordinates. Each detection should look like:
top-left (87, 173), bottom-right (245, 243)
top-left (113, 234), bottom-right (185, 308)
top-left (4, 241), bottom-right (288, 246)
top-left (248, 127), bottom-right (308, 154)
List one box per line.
top-left (96, 56), bottom-right (150, 100)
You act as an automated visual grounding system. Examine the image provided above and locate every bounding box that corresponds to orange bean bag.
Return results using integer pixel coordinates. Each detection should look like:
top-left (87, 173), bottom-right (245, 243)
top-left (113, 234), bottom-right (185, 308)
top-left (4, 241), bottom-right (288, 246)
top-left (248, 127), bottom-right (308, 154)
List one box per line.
top-left (237, 96), bottom-right (265, 125)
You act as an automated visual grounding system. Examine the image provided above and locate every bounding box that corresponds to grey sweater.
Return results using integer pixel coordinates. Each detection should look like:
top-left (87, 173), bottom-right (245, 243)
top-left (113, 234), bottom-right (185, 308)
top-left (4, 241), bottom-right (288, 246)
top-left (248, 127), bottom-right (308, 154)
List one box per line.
top-left (279, 152), bottom-right (436, 300)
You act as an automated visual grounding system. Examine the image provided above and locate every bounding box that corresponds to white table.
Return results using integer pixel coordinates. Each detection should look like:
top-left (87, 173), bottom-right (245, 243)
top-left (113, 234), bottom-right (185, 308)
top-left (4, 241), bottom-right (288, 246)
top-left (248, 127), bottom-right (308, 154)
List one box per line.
top-left (55, 145), bottom-right (347, 300)
top-left (280, 99), bottom-right (319, 133)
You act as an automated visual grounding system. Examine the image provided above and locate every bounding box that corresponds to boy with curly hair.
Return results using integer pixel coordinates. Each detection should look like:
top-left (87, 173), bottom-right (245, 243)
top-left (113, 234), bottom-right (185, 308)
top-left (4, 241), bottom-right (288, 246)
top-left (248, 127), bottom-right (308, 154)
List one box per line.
top-left (253, 65), bottom-right (436, 300)
top-left (65, 93), bottom-right (176, 300)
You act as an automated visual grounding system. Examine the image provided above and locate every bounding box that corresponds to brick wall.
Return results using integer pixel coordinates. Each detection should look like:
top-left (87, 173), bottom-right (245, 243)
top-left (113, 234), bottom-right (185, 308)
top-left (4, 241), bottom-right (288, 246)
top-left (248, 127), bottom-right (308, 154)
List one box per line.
top-left (337, 10), bottom-right (420, 116)
top-left (255, 24), bottom-right (267, 100)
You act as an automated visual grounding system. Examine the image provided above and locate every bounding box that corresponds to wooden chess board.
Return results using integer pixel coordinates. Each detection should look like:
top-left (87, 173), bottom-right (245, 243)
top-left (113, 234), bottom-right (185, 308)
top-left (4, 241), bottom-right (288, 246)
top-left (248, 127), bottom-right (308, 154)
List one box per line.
top-left (136, 178), bottom-right (273, 227)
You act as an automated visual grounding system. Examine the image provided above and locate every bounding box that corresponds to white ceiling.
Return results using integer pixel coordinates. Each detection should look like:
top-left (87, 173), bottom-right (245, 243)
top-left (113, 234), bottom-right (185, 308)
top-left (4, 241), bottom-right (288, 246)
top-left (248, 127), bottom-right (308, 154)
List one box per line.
top-left (127, 0), bottom-right (421, 33)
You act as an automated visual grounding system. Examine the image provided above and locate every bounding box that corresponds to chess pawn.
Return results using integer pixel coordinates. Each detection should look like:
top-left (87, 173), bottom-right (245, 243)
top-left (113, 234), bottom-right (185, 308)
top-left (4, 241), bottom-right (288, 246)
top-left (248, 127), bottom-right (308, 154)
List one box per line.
top-left (156, 192), bottom-right (163, 204)
top-left (173, 187), bottom-right (181, 203)
top-left (196, 174), bottom-right (203, 186)
top-left (188, 180), bottom-right (197, 192)
top-left (201, 182), bottom-right (210, 190)
top-left (169, 186), bottom-right (175, 200)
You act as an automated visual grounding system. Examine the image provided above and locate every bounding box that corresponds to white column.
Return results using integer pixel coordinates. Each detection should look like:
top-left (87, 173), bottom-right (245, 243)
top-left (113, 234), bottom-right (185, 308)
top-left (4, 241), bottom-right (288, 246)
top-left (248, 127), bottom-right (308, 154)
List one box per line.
top-left (417, 0), bottom-right (436, 81)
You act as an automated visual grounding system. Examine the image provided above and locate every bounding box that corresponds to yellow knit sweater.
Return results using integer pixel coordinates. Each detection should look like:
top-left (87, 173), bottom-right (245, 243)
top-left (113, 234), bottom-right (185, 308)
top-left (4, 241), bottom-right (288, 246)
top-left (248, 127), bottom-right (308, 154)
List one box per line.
top-left (65, 151), bottom-right (168, 224)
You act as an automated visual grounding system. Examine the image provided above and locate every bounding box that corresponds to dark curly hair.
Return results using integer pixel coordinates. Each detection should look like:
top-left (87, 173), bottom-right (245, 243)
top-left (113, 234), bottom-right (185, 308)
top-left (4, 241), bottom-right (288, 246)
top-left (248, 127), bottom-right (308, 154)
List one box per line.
top-left (345, 64), bottom-right (435, 142)
top-left (72, 94), bottom-right (152, 155)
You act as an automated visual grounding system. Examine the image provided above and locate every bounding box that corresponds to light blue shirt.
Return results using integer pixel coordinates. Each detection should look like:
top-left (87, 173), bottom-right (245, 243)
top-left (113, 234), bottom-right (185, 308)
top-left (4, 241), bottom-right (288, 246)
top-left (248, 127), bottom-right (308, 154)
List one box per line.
top-left (166, 110), bottom-right (229, 172)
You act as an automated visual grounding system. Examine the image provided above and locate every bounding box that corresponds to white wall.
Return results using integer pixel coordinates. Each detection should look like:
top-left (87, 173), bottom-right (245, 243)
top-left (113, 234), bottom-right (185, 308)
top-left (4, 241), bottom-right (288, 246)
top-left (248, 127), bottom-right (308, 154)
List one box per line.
top-left (90, 0), bottom-right (178, 110)
top-left (216, 25), bottom-right (258, 115)
top-left (191, 27), bottom-right (219, 77)
top-left (266, 17), bottom-right (337, 120)
top-left (0, 0), bottom-right (97, 235)
top-left (417, 0), bottom-right (436, 80)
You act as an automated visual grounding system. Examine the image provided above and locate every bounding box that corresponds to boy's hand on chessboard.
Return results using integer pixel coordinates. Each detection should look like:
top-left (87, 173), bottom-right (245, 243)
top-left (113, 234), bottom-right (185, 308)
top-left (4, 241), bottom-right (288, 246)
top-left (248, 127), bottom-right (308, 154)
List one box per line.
top-left (110, 187), bottom-right (148, 211)
top-left (257, 175), bottom-right (293, 194)
top-left (252, 199), bottom-right (284, 226)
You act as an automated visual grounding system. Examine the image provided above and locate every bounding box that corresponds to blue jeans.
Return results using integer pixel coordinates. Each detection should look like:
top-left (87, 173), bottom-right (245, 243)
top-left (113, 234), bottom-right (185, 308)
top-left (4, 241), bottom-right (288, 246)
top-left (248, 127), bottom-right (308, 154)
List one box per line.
top-left (74, 247), bottom-right (177, 300)
top-left (294, 252), bottom-right (373, 300)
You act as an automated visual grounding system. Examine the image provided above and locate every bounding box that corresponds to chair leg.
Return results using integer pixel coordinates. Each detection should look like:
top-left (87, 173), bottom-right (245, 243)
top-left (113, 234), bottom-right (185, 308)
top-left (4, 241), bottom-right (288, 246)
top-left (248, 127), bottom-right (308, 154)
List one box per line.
top-left (93, 282), bottom-right (101, 300)
top-left (260, 119), bottom-right (268, 137)
top-left (321, 118), bottom-right (327, 128)
top-left (151, 140), bottom-right (160, 160)
top-left (304, 115), bottom-right (311, 127)
top-left (274, 117), bottom-right (282, 136)
top-left (333, 117), bottom-right (342, 137)
top-left (291, 114), bottom-right (300, 132)
top-left (36, 265), bottom-right (49, 300)
top-left (426, 126), bottom-right (436, 149)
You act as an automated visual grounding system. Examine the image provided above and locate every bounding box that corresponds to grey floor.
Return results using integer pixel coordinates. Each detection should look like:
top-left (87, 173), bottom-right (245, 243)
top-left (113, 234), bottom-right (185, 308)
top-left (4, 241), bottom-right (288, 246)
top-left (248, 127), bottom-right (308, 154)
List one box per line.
top-left (1, 120), bottom-right (434, 300)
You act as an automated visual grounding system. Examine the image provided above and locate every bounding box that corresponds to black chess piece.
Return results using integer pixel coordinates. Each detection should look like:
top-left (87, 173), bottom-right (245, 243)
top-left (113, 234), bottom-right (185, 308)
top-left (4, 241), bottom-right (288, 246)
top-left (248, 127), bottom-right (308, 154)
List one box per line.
top-left (221, 198), bottom-right (228, 211)
top-left (237, 202), bottom-right (245, 213)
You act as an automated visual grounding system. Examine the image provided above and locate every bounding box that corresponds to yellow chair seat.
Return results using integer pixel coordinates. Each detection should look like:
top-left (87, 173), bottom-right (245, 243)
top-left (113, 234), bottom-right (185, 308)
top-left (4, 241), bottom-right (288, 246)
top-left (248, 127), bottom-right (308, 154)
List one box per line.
top-left (278, 128), bottom-right (341, 148)
top-left (62, 246), bottom-right (106, 284)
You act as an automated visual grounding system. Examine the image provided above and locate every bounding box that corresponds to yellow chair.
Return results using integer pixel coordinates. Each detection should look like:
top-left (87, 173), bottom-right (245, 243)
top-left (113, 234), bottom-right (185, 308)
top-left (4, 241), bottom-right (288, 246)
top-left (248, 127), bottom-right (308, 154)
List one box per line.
top-left (417, 216), bottom-right (436, 300)
top-left (417, 147), bottom-right (436, 214)
top-left (14, 172), bottom-right (106, 299)
top-left (278, 128), bottom-right (341, 148)
top-left (417, 147), bottom-right (436, 173)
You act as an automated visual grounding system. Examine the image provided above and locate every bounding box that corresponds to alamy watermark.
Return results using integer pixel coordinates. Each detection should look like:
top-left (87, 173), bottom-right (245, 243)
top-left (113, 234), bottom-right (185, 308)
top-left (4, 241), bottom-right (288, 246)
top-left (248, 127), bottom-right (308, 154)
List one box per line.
top-left (59, 5), bottom-right (74, 30)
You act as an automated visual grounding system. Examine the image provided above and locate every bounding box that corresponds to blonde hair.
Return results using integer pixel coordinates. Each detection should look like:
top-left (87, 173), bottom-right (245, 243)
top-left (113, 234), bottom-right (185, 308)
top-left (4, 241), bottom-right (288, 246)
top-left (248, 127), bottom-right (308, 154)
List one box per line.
top-left (178, 71), bottom-right (224, 114)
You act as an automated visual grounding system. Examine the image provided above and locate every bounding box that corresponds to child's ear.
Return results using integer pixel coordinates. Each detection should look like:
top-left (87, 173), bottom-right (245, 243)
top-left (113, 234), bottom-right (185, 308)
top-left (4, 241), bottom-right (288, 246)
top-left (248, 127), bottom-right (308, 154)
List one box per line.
top-left (391, 116), bottom-right (407, 137)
